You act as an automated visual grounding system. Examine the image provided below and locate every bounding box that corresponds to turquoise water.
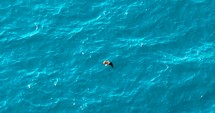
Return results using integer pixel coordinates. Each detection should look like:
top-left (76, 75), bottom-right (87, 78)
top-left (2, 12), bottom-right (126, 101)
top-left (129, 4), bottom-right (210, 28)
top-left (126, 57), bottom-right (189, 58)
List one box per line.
top-left (1, 0), bottom-right (215, 112)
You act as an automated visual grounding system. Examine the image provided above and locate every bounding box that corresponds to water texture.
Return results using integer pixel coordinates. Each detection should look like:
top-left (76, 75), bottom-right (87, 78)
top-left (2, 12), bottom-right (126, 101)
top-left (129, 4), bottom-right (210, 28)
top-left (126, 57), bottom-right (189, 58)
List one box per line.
top-left (0, 0), bottom-right (215, 113)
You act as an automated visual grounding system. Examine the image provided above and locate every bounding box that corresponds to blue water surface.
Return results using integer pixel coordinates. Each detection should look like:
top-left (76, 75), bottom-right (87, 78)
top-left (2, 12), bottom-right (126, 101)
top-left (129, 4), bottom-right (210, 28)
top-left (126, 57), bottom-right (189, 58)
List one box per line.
top-left (0, 0), bottom-right (215, 113)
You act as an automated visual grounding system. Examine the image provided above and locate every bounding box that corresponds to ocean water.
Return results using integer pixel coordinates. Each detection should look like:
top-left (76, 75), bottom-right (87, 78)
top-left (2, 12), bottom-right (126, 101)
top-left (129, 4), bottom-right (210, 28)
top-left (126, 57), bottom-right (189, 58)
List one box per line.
top-left (0, 0), bottom-right (215, 113)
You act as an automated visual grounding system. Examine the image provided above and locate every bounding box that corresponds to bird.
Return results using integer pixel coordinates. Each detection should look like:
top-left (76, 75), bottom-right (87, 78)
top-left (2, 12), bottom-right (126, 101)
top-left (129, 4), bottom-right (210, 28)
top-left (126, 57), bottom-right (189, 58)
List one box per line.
top-left (103, 60), bottom-right (113, 68)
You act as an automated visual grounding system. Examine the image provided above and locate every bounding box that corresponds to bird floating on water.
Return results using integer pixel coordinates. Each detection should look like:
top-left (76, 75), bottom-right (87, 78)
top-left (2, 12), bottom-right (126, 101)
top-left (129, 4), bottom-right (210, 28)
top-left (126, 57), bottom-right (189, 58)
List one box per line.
top-left (103, 60), bottom-right (113, 68)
